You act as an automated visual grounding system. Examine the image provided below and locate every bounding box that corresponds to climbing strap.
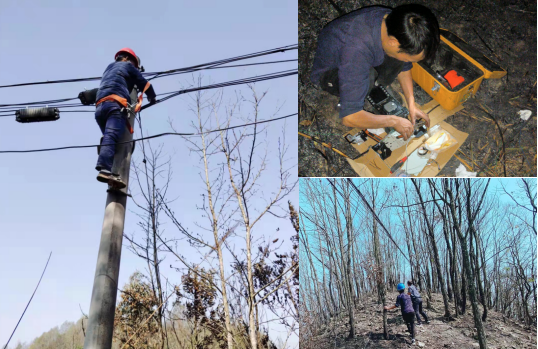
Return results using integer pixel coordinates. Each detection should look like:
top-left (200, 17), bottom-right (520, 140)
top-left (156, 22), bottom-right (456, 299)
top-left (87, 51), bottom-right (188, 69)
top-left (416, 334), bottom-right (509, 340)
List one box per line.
top-left (95, 82), bottom-right (151, 134)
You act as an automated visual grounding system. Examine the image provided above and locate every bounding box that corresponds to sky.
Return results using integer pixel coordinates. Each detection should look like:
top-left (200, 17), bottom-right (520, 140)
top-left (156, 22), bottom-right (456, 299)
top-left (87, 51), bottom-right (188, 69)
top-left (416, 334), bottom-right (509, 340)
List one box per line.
top-left (0, 0), bottom-right (297, 347)
top-left (299, 178), bottom-right (537, 292)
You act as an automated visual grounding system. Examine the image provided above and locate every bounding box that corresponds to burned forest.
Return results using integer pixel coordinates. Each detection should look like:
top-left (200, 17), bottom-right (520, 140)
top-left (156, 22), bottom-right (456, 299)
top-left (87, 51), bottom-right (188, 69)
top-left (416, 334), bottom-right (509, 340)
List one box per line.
top-left (299, 178), bottom-right (537, 349)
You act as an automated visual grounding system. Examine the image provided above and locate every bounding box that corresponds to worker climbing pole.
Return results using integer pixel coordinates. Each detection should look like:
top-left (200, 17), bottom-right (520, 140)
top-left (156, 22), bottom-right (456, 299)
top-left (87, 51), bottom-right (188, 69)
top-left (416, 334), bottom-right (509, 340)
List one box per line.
top-left (83, 48), bottom-right (157, 349)
top-left (93, 48), bottom-right (156, 188)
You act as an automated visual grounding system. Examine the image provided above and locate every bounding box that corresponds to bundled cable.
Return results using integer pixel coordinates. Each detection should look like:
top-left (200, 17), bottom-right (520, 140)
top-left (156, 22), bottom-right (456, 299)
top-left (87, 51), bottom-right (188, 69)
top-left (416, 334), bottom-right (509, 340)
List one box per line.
top-left (0, 113), bottom-right (296, 154)
top-left (0, 44), bottom-right (297, 89)
top-left (0, 68), bottom-right (297, 117)
top-left (142, 69), bottom-right (297, 111)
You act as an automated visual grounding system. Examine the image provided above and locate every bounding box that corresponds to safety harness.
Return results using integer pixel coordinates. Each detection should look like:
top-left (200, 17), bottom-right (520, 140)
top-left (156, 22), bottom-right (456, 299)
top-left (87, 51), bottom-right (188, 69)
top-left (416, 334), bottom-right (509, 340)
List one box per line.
top-left (95, 81), bottom-right (152, 133)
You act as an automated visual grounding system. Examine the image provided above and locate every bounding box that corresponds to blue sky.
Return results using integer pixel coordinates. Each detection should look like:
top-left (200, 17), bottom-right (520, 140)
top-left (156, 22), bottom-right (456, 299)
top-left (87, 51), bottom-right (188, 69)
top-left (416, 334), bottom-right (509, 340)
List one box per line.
top-left (0, 0), bottom-right (297, 347)
top-left (300, 178), bottom-right (537, 293)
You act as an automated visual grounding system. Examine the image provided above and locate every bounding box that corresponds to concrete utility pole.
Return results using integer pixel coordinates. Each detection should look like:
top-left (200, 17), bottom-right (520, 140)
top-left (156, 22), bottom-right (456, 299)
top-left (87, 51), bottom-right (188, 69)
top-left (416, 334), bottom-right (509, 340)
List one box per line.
top-left (84, 89), bottom-right (137, 349)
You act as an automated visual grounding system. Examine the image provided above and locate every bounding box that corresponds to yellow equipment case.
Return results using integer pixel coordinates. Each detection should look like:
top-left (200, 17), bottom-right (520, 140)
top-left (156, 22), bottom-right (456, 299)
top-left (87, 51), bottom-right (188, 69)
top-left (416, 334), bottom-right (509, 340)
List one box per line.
top-left (411, 28), bottom-right (507, 110)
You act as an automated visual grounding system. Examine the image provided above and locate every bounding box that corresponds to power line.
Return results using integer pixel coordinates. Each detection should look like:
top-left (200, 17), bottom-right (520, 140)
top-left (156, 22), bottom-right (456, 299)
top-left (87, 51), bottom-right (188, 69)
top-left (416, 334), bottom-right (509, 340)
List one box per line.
top-left (0, 44), bottom-right (297, 89)
top-left (0, 67), bottom-right (297, 112)
top-left (0, 69), bottom-right (297, 120)
top-left (0, 113), bottom-right (296, 154)
top-left (146, 58), bottom-right (297, 81)
top-left (0, 58), bottom-right (297, 110)
top-left (0, 97), bottom-right (77, 108)
top-left (3, 252), bottom-right (52, 349)
top-left (325, 178), bottom-right (411, 263)
top-left (145, 45), bottom-right (297, 81)
top-left (142, 70), bottom-right (297, 111)
top-left (57, 110), bottom-right (95, 113)
top-left (345, 179), bottom-right (411, 263)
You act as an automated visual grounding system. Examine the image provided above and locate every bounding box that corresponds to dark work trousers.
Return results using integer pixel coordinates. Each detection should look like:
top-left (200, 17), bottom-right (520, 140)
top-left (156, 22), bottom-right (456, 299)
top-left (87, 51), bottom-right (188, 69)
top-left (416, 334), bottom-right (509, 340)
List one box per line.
top-left (319, 54), bottom-right (406, 97)
top-left (412, 298), bottom-right (428, 324)
top-left (95, 101), bottom-right (128, 173)
top-left (402, 311), bottom-right (416, 339)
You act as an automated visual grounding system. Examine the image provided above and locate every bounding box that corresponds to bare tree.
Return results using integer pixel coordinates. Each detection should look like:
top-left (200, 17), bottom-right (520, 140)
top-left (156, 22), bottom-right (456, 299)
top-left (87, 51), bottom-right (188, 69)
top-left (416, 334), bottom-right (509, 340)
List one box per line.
top-left (300, 178), bottom-right (536, 349)
top-left (215, 85), bottom-right (296, 349)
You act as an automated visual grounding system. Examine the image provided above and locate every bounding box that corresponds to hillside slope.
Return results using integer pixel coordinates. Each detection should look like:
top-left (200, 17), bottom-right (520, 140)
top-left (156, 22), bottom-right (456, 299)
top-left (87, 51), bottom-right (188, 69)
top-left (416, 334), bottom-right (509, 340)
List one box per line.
top-left (311, 293), bottom-right (536, 349)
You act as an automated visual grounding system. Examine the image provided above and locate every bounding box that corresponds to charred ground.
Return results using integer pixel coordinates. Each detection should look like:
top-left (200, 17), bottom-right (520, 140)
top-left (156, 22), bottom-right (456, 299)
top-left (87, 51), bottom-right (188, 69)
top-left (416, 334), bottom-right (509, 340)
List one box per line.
top-left (307, 293), bottom-right (537, 349)
top-left (299, 0), bottom-right (537, 177)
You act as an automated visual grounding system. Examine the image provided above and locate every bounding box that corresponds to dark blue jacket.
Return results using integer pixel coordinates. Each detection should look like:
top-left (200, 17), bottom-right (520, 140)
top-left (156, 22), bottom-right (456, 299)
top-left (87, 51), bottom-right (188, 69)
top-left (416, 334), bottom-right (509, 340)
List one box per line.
top-left (96, 61), bottom-right (156, 105)
top-left (395, 293), bottom-right (415, 315)
top-left (310, 6), bottom-right (412, 118)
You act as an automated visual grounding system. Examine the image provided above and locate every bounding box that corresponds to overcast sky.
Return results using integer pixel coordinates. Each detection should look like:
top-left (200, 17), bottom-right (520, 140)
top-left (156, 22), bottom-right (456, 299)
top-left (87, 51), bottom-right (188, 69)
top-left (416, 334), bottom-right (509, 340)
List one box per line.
top-left (0, 0), bottom-right (297, 347)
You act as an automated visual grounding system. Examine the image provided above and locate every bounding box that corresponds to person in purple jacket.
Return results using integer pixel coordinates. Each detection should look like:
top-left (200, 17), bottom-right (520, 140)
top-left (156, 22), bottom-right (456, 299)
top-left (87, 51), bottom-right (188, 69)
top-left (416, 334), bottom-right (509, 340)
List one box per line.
top-left (384, 283), bottom-right (416, 344)
top-left (310, 4), bottom-right (439, 140)
top-left (94, 48), bottom-right (157, 188)
top-left (408, 280), bottom-right (429, 325)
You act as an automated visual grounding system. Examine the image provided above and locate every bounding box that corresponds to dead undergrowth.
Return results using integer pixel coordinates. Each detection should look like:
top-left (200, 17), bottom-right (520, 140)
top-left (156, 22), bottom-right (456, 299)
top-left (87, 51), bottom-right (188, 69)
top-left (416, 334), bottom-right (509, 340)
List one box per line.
top-left (302, 293), bottom-right (537, 349)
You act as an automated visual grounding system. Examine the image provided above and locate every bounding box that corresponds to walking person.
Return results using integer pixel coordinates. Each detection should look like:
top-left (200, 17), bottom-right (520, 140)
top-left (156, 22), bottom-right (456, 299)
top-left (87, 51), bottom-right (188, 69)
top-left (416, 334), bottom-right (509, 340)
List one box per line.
top-left (384, 283), bottom-right (416, 345)
top-left (408, 280), bottom-right (429, 325)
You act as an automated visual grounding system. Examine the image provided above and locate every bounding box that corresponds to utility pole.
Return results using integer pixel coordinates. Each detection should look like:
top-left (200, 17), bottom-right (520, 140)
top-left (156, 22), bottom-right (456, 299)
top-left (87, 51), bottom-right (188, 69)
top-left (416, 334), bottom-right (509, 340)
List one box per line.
top-left (84, 89), bottom-right (137, 349)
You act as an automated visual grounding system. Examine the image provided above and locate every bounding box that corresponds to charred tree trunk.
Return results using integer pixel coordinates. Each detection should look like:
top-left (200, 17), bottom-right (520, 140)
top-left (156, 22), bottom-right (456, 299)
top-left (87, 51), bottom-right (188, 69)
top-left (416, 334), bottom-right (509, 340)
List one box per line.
top-left (371, 183), bottom-right (388, 339)
top-left (445, 179), bottom-right (489, 349)
top-left (412, 179), bottom-right (452, 319)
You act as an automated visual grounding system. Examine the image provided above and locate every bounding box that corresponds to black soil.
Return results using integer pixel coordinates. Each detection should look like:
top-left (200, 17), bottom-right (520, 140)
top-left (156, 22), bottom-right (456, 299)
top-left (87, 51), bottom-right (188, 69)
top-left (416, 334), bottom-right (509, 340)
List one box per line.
top-left (305, 293), bottom-right (537, 348)
top-left (299, 0), bottom-right (537, 177)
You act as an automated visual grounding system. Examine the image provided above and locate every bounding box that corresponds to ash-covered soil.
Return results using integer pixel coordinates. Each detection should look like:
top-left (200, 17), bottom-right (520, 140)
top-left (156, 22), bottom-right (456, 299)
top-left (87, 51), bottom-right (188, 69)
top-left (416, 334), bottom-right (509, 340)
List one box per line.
top-left (306, 293), bottom-right (537, 349)
top-left (299, 0), bottom-right (537, 177)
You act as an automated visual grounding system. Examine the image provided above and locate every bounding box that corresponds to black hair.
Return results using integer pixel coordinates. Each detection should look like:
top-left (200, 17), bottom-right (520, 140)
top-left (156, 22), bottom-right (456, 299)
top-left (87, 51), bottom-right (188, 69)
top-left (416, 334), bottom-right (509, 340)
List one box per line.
top-left (385, 4), bottom-right (440, 61)
top-left (407, 280), bottom-right (413, 286)
top-left (116, 53), bottom-right (137, 66)
top-left (398, 289), bottom-right (405, 294)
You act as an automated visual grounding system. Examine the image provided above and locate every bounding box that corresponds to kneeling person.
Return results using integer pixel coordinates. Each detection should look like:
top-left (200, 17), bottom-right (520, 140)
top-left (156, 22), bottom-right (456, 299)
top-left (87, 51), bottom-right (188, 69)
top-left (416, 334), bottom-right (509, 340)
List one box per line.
top-left (310, 4), bottom-right (439, 140)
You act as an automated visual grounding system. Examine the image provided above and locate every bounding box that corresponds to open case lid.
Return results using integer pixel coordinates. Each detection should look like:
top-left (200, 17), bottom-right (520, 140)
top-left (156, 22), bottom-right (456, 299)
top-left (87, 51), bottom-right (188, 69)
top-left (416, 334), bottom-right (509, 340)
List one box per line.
top-left (440, 28), bottom-right (507, 79)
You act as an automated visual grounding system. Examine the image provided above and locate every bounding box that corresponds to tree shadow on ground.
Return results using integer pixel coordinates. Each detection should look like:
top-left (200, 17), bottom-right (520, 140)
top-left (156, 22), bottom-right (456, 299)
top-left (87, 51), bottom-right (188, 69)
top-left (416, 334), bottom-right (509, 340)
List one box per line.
top-left (386, 316), bottom-right (404, 325)
top-left (366, 332), bottom-right (401, 340)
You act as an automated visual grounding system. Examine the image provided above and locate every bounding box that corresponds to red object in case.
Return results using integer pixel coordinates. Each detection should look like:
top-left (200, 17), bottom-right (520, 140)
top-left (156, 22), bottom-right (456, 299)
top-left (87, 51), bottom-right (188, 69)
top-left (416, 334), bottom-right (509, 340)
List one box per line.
top-left (444, 70), bottom-right (465, 89)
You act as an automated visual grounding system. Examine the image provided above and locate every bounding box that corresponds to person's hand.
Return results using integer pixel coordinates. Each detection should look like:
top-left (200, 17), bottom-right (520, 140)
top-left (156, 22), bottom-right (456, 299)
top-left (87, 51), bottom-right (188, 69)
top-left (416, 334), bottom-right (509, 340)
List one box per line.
top-left (408, 105), bottom-right (430, 128)
top-left (383, 306), bottom-right (389, 310)
top-left (392, 116), bottom-right (414, 140)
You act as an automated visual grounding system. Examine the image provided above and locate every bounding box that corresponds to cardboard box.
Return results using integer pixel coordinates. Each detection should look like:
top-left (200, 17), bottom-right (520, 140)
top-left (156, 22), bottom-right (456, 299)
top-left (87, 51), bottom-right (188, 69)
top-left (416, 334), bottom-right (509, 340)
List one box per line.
top-left (343, 100), bottom-right (468, 177)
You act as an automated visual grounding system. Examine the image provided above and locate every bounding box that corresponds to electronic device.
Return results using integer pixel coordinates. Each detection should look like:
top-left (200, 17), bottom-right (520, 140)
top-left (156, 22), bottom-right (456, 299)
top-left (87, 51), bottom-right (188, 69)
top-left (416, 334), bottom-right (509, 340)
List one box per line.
top-left (345, 132), bottom-right (366, 145)
top-left (366, 85), bottom-right (409, 118)
top-left (372, 141), bottom-right (391, 160)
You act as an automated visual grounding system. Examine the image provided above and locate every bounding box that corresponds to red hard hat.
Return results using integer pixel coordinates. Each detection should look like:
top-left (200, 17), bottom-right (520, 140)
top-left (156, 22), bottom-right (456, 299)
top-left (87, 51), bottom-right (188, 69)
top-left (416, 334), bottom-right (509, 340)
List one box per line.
top-left (115, 48), bottom-right (140, 68)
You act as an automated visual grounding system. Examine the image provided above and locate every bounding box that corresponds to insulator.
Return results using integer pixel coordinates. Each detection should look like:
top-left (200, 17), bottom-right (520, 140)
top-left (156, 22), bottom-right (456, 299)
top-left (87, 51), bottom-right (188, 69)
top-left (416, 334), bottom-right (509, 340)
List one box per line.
top-left (16, 107), bottom-right (60, 123)
top-left (78, 88), bottom-right (98, 105)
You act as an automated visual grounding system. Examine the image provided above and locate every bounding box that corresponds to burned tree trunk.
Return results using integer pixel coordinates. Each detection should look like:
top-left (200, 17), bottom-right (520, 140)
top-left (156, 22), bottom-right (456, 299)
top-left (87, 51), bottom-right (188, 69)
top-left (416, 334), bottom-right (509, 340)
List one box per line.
top-left (444, 179), bottom-right (489, 349)
top-left (412, 179), bottom-right (452, 319)
top-left (371, 181), bottom-right (388, 339)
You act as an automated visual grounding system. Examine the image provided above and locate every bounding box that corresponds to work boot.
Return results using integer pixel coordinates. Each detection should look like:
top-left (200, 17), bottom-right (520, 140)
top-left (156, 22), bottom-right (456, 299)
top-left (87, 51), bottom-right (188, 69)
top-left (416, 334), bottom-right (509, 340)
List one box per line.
top-left (96, 170), bottom-right (126, 189)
